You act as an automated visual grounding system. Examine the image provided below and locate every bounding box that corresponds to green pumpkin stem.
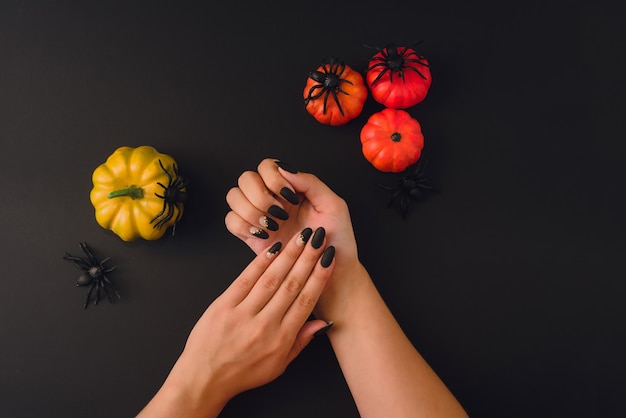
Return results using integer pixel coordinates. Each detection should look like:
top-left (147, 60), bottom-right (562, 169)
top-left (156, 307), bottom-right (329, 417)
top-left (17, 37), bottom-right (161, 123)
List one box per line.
top-left (107, 185), bottom-right (144, 200)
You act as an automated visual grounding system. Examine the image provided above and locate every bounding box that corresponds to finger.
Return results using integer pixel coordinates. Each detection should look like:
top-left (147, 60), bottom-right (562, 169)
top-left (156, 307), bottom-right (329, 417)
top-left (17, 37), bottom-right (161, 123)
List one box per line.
top-left (275, 166), bottom-right (345, 214)
top-left (226, 187), bottom-right (278, 236)
top-left (240, 229), bottom-right (309, 313)
top-left (258, 158), bottom-right (300, 205)
top-left (224, 210), bottom-right (271, 242)
top-left (238, 170), bottom-right (290, 222)
top-left (262, 227), bottom-right (326, 317)
top-left (281, 245), bottom-right (335, 330)
top-left (221, 241), bottom-right (284, 306)
top-left (285, 319), bottom-right (333, 364)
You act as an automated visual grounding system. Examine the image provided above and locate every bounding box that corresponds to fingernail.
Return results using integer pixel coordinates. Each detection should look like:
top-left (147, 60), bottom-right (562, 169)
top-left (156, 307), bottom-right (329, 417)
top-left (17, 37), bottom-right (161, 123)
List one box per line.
top-left (260, 216), bottom-right (279, 231)
top-left (280, 187), bottom-right (300, 205)
top-left (275, 160), bottom-right (298, 174)
top-left (268, 205), bottom-right (289, 221)
top-left (249, 227), bottom-right (269, 239)
top-left (311, 227), bottom-right (326, 249)
top-left (296, 227), bottom-right (313, 246)
top-left (266, 242), bottom-right (282, 258)
top-left (314, 321), bottom-right (334, 338)
top-left (320, 245), bottom-right (335, 268)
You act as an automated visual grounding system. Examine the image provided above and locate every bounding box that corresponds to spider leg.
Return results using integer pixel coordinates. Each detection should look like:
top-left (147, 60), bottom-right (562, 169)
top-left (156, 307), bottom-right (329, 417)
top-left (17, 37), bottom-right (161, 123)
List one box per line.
top-left (166, 201), bottom-right (175, 227)
top-left (337, 62), bottom-right (346, 77)
top-left (322, 90), bottom-right (330, 114)
top-left (387, 190), bottom-right (402, 208)
top-left (63, 254), bottom-right (91, 271)
top-left (417, 183), bottom-right (438, 192)
top-left (101, 275), bottom-right (121, 303)
top-left (101, 280), bottom-right (114, 303)
top-left (174, 203), bottom-right (183, 223)
top-left (305, 85), bottom-right (325, 104)
top-left (83, 282), bottom-right (96, 309)
top-left (98, 257), bottom-right (111, 266)
top-left (102, 264), bottom-right (116, 274)
top-left (158, 159), bottom-right (173, 183)
top-left (103, 276), bottom-right (122, 300)
top-left (403, 57), bottom-right (429, 67)
top-left (330, 90), bottom-right (345, 116)
top-left (338, 77), bottom-right (354, 86)
top-left (329, 62), bottom-right (339, 74)
top-left (403, 65), bottom-right (428, 80)
top-left (370, 67), bottom-right (390, 85)
top-left (150, 199), bottom-right (168, 225)
top-left (154, 200), bottom-right (175, 230)
top-left (79, 242), bottom-right (101, 267)
top-left (93, 280), bottom-right (102, 306)
top-left (368, 61), bottom-right (390, 71)
top-left (368, 56), bottom-right (386, 64)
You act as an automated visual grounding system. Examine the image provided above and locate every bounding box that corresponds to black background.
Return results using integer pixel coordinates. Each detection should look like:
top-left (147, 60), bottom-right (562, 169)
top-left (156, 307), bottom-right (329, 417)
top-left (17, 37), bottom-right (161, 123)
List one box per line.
top-left (1, 1), bottom-right (625, 417)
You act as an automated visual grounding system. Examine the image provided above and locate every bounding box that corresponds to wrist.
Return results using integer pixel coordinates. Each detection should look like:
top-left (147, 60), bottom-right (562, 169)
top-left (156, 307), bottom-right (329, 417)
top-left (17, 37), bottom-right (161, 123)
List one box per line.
top-left (314, 260), bottom-right (372, 321)
top-left (138, 353), bottom-right (230, 418)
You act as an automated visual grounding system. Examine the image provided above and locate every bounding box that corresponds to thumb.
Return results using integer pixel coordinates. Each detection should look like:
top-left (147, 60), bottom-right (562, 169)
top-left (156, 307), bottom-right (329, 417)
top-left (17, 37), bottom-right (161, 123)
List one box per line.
top-left (277, 168), bottom-right (341, 213)
top-left (286, 320), bottom-right (334, 364)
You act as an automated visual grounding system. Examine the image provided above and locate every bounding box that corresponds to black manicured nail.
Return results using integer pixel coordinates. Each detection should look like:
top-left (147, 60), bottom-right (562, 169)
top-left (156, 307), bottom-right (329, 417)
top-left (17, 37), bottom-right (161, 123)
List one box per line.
top-left (313, 321), bottom-right (334, 338)
top-left (268, 205), bottom-right (289, 221)
top-left (250, 227), bottom-right (269, 239)
top-left (280, 187), bottom-right (300, 205)
top-left (260, 216), bottom-right (279, 231)
top-left (275, 160), bottom-right (298, 174)
top-left (320, 245), bottom-right (335, 268)
top-left (266, 242), bottom-right (282, 258)
top-left (296, 227), bottom-right (313, 246)
top-left (311, 227), bottom-right (326, 249)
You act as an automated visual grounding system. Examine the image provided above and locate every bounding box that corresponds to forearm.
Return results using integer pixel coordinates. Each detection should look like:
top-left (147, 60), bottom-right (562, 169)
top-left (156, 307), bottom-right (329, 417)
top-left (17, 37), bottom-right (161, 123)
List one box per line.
top-left (137, 353), bottom-right (229, 418)
top-left (325, 264), bottom-right (467, 418)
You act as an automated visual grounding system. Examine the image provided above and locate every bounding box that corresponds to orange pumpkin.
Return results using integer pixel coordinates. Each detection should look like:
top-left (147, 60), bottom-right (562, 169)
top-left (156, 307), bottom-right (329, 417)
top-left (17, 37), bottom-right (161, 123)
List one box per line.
top-left (360, 108), bottom-right (424, 173)
top-left (303, 57), bottom-right (368, 126)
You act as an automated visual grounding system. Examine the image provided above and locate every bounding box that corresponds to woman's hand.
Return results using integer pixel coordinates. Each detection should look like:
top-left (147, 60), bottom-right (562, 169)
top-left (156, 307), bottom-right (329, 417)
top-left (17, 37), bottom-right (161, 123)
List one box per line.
top-left (138, 228), bottom-right (335, 418)
top-left (225, 158), bottom-right (363, 320)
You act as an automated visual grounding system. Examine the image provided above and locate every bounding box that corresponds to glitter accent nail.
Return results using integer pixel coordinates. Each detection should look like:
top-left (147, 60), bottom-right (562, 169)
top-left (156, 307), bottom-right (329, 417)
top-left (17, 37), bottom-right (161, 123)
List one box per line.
top-left (259, 216), bottom-right (279, 231)
top-left (249, 227), bottom-right (269, 239)
top-left (296, 227), bottom-right (313, 246)
top-left (266, 242), bottom-right (282, 258)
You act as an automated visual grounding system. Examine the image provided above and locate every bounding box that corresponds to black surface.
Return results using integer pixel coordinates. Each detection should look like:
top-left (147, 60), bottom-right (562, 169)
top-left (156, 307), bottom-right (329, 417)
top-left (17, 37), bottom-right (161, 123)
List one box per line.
top-left (1, 1), bottom-right (625, 417)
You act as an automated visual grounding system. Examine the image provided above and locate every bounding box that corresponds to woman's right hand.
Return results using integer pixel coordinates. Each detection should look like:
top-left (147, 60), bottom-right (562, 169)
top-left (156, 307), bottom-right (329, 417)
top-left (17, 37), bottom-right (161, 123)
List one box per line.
top-left (138, 228), bottom-right (335, 417)
top-left (225, 158), bottom-right (364, 320)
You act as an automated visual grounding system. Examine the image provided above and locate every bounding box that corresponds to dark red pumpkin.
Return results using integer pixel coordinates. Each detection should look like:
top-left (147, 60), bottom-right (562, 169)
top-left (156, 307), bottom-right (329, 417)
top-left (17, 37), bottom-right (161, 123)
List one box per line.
top-left (360, 108), bottom-right (424, 173)
top-left (366, 43), bottom-right (432, 109)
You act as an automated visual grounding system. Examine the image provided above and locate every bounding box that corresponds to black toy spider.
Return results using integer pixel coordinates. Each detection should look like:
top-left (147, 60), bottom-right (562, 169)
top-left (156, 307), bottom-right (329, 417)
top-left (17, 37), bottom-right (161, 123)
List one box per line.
top-left (367, 42), bottom-right (429, 84)
top-left (379, 157), bottom-right (438, 219)
top-left (304, 57), bottom-right (353, 116)
top-left (150, 159), bottom-right (188, 232)
top-left (63, 242), bottom-right (119, 309)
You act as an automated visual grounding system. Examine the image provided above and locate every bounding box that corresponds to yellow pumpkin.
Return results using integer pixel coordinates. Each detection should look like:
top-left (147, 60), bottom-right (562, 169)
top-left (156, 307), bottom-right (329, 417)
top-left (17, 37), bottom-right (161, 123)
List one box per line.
top-left (90, 146), bottom-right (186, 241)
